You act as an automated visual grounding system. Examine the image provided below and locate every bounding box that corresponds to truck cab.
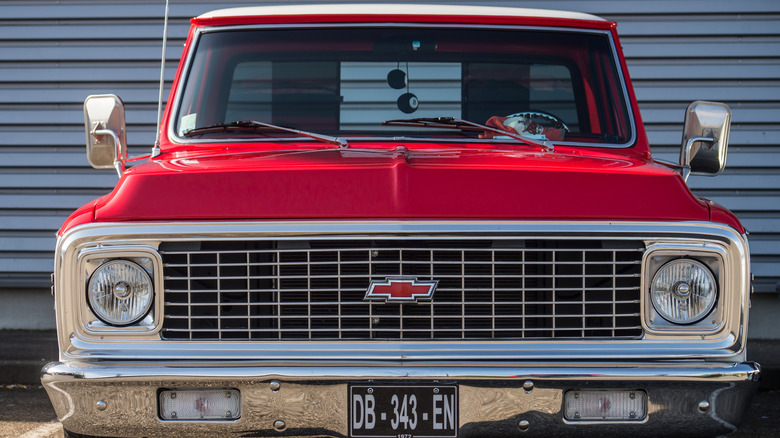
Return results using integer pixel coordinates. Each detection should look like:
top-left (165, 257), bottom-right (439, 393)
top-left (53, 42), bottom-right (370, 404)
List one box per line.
top-left (44, 5), bottom-right (758, 437)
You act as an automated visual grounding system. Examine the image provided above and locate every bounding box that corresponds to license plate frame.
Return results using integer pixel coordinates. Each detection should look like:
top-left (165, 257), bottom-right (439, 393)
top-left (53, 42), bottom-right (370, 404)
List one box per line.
top-left (349, 384), bottom-right (458, 438)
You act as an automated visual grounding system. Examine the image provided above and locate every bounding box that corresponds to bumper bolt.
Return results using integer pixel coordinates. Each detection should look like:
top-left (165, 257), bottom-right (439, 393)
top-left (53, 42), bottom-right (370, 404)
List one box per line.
top-left (523, 381), bottom-right (534, 392)
top-left (698, 401), bottom-right (710, 413)
top-left (96, 400), bottom-right (107, 411)
top-left (274, 420), bottom-right (287, 431)
top-left (518, 419), bottom-right (530, 431)
top-left (269, 381), bottom-right (281, 391)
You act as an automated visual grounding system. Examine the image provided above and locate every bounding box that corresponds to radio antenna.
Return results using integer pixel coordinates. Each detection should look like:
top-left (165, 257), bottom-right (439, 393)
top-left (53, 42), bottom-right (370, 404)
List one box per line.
top-left (151, 0), bottom-right (170, 158)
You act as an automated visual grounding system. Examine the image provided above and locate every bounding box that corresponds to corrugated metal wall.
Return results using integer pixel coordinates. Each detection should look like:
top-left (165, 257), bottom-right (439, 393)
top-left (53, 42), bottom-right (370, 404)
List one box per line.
top-left (1, 1), bottom-right (778, 326)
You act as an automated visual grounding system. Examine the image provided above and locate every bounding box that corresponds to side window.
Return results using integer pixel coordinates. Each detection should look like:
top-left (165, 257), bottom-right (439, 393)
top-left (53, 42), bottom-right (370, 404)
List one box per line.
top-left (529, 64), bottom-right (579, 132)
top-left (225, 61), bottom-right (273, 123)
top-left (340, 62), bottom-right (462, 130)
top-left (225, 61), bottom-right (340, 130)
top-left (464, 62), bottom-right (580, 132)
top-left (464, 63), bottom-right (531, 124)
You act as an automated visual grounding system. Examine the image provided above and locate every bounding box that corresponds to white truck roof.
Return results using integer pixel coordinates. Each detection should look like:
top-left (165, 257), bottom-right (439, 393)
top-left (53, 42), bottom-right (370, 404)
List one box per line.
top-left (197, 3), bottom-right (605, 23)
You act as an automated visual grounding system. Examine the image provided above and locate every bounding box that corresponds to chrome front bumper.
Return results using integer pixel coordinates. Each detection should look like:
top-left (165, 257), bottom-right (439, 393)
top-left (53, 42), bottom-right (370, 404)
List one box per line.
top-left (42, 360), bottom-right (760, 438)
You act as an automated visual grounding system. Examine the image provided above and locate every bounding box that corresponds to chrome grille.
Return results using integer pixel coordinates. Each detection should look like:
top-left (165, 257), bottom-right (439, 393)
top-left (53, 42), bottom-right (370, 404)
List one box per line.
top-left (160, 238), bottom-right (644, 340)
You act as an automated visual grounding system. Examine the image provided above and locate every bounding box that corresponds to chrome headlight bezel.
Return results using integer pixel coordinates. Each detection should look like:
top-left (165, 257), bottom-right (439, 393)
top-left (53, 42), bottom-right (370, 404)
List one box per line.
top-left (78, 246), bottom-right (163, 335)
top-left (642, 244), bottom-right (726, 333)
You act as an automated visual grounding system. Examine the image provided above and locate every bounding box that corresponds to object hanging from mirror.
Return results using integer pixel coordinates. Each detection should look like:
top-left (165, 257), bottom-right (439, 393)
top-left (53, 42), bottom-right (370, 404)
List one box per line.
top-left (388, 62), bottom-right (419, 113)
top-left (387, 69), bottom-right (407, 89)
top-left (397, 92), bottom-right (419, 114)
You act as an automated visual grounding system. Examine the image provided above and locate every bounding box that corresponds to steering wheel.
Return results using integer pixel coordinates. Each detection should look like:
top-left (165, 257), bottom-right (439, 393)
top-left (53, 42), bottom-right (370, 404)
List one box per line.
top-left (504, 111), bottom-right (569, 140)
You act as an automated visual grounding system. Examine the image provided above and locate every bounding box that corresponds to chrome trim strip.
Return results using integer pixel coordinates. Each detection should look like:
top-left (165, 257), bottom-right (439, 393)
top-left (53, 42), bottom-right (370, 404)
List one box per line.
top-left (59, 220), bottom-right (746, 241)
top-left (167, 23), bottom-right (636, 149)
top-left (44, 360), bottom-right (760, 382)
top-left (54, 221), bottom-right (750, 362)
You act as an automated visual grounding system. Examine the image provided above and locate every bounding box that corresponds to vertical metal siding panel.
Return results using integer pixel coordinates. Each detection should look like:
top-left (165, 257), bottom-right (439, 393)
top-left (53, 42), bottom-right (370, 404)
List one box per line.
top-left (0, 1), bottom-right (778, 299)
top-left (601, 3), bottom-right (780, 294)
top-left (0, 1), bottom-right (269, 289)
top-left (0, 1), bottom-right (189, 288)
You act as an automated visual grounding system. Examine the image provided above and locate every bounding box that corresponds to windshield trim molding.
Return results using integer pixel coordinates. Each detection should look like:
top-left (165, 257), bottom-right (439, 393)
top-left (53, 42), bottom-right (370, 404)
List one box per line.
top-left (167, 23), bottom-right (637, 150)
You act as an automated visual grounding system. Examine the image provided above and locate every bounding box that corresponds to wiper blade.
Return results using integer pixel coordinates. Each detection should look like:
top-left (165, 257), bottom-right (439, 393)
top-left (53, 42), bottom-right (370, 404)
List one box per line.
top-left (182, 120), bottom-right (349, 148)
top-left (382, 117), bottom-right (553, 151)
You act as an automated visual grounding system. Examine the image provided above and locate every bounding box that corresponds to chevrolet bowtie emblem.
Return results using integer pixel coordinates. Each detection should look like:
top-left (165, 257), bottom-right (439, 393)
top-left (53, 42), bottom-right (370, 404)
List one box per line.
top-left (364, 277), bottom-right (439, 303)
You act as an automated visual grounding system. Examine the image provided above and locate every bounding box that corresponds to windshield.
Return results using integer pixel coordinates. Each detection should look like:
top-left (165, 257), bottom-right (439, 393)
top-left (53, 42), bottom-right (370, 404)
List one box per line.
top-left (174, 27), bottom-right (632, 146)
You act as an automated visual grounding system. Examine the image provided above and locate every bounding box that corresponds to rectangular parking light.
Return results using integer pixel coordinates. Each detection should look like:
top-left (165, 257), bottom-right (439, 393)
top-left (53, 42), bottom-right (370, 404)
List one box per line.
top-left (564, 390), bottom-right (646, 421)
top-left (159, 389), bottom-right (240, 421)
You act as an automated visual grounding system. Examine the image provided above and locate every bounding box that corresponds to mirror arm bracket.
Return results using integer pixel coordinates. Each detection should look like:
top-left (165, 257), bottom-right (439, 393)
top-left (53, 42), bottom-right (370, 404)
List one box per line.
top-left (92, 128), bottom-right (125, 177)
top-left (681, 136), bottom-right (714, 182)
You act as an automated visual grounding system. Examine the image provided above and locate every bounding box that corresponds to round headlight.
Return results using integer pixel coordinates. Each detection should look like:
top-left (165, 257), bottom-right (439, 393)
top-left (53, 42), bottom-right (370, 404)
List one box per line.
top-left (88, 260), bottom-right (153, 325)
top-left (651, 259), bottom-right (716, 324)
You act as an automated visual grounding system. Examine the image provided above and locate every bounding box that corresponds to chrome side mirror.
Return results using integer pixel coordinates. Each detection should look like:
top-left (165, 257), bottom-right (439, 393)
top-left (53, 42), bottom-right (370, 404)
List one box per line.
top-left (679, 101), bottom-right (731, 181)
top-left (84, 94), bottom-right (127, 177)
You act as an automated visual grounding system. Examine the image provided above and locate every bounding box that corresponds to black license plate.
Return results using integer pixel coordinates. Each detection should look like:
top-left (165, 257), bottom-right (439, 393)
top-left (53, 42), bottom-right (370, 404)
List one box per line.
top-left (349, 384), bottom-right (457, 438)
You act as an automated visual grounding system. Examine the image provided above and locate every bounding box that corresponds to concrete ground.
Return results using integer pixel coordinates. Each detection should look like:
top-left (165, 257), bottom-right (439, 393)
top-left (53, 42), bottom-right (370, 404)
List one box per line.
top-left (0, 385), bottom-right (61, 438)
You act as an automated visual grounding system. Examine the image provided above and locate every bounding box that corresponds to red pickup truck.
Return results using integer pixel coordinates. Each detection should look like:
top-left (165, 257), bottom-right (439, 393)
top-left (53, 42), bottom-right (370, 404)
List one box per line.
top-left (43, 4), bottom-right (759, 437)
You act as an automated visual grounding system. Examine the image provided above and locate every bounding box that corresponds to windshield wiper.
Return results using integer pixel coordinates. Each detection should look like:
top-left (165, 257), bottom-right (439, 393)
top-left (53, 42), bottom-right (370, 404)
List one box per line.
top-left (382, 117), bottom-right (553, 152)
top-left (182, 120), bottom-right (349, 148)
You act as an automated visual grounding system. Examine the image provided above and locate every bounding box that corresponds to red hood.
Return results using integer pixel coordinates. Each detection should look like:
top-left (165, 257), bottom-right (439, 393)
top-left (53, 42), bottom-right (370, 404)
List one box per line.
top-left (83, 144), bottom-right (709, 224)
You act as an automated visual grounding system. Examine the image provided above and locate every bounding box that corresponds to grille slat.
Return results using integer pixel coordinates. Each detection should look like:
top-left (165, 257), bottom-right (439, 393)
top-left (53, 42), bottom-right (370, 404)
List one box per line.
top-left (164, 260), bottom-right (643, 268)
top-left (162, 326), bottom-right (638, 333)
top-left (160, 238), bottom-right (644, 341)
top-left (164, 274), bottom-right (642, 282)
top-left (164, 313), bottom-right (640, 320)
top-left (166, 285), bottom-right (641, 293)
top-left (161, 246), bottom-right (645, 255)
top-left (165, 299), bottom-right (641, 307)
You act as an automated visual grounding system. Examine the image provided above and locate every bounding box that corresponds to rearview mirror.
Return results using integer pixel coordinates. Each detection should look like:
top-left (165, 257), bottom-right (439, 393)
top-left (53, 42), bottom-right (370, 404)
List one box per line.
top-left (84, 94), bottom-right (127, 176)
top-left (679, 101), bottom-right (731, 180)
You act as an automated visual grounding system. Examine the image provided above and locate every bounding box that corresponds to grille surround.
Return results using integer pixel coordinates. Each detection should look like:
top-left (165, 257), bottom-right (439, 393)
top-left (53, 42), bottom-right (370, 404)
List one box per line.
top-left (160, 238), bottom-right (644, 341)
